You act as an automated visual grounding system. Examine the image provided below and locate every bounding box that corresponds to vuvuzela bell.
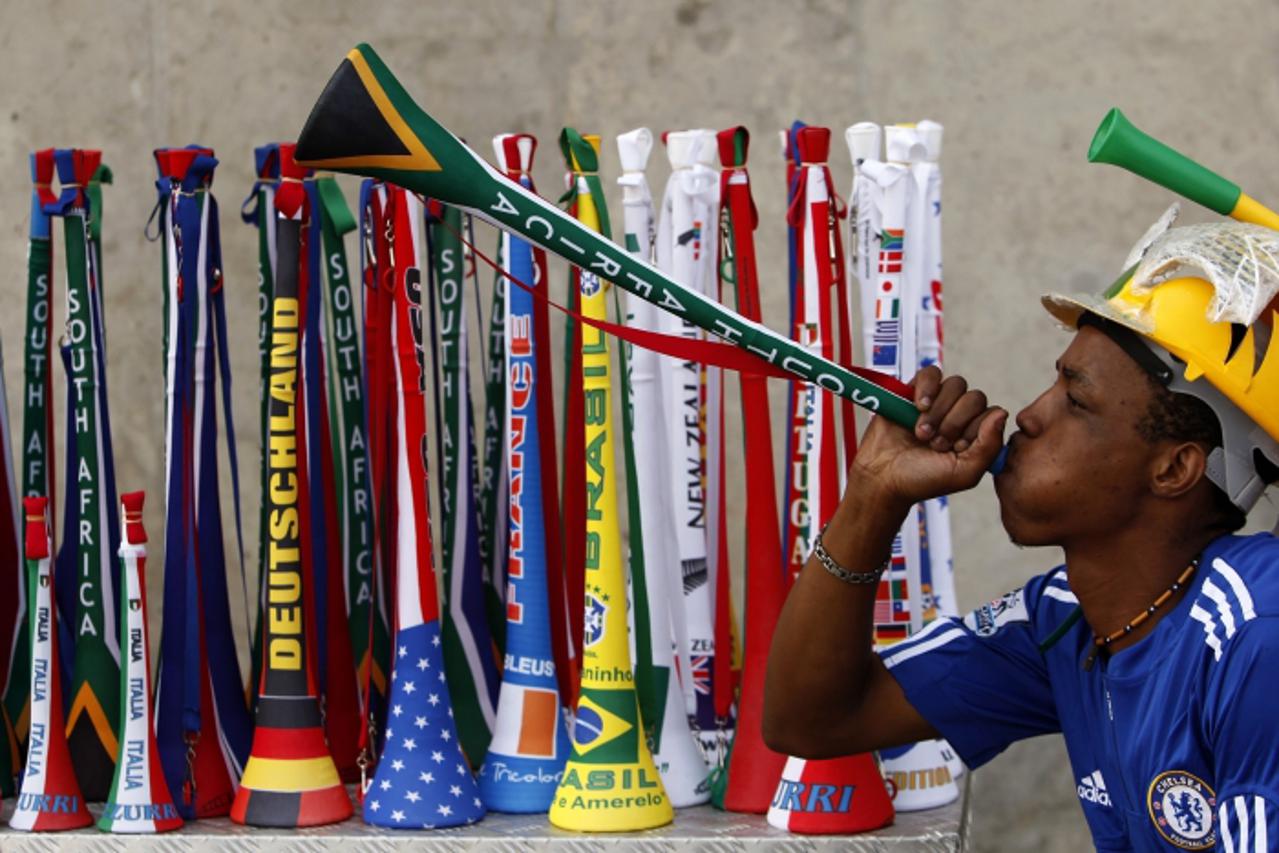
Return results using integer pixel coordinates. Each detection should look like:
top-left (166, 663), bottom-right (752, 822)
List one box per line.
top-left (767, 754), bottom-right (894, 834)
top-left (9, 496), bottom-right (92, 831)
top-left (478, 133), bottom-right (572, 813)
top-left (231, 145), bottom-right (352, 828)
top-left (548, 132), bottom-right (673, 832)
top-left (100, 492), bottom-right (183, 833)
top-left (865, 123), bottom-right (959, 814)
top-left (616, 126), bottom-right (714, 808)
top-left (152, 147), bottom-right (249, 819)
top-left (361, 185), bottom-right (486, 830)
top-left (766, 124), bottom-right (897, 835)
top-left (714, 126), bottom-right (789, 813)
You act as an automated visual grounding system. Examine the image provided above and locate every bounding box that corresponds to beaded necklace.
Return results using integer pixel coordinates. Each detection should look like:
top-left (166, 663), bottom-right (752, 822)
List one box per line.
top-left (1083, 558), bottom-right (1198, 670)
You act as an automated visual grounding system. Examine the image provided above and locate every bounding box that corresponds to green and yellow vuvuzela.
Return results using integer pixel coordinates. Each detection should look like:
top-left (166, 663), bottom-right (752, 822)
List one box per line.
top-left (1089, 108), bottom-right (1279, 230)
top-left (293, 44), bottom-right (918, 429)
top-left (546, 130), bottom-right (672, 830)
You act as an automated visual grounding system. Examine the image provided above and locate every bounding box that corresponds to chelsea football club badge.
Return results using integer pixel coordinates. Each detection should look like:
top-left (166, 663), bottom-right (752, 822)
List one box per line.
top-left (1148, 770), bottom-right (1216, 850)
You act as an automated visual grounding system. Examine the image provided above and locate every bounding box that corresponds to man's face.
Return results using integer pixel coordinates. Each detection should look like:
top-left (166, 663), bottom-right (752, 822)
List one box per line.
top-left (993, 325), bottom-right (1161, 548)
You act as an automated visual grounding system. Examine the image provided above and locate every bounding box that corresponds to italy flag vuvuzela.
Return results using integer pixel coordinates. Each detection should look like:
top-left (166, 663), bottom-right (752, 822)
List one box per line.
top-left (99, 492), bottom-right (182, 833)
top-left (10, 496), bottom-right (91, 831)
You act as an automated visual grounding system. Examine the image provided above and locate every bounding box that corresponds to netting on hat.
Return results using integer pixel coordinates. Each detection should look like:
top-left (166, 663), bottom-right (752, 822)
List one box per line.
top-left (1122, 202), bottom-right (1180, 270)
top-left (1130, 222), bottom-right (1279, 326)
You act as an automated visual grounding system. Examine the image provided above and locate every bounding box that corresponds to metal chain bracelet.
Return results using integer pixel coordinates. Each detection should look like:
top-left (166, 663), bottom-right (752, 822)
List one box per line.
top-left (812, 523), bottom-right (890, 585)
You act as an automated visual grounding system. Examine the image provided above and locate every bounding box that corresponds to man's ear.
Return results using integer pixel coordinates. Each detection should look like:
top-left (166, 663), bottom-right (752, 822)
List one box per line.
top-left (1150, 441), bottom-right (1210, 499)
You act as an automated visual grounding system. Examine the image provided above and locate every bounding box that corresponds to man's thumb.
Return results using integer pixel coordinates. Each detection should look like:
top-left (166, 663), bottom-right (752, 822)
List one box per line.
top-left (958, 408), bottom-right (1009, 480)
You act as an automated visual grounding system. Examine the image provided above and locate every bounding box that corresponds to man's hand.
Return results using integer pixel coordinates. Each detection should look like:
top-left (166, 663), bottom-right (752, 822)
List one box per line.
top-left (851, 365), bottom-right (1008, 511)
top-left (763, 365), bottom-right (1006, 759)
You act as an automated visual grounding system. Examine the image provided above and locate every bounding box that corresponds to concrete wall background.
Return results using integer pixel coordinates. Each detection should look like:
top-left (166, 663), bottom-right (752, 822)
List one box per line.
top-left (3, 1), bottom-right (1279, 847)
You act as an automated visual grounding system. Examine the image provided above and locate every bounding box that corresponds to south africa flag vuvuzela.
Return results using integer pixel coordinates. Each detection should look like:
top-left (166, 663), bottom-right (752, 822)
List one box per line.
top-left (46, 148), bottom-right (121, 802)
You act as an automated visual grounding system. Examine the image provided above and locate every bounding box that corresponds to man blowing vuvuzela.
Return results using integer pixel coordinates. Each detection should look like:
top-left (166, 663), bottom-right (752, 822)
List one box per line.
top-left (766, 191), bottom-right (1279, 849)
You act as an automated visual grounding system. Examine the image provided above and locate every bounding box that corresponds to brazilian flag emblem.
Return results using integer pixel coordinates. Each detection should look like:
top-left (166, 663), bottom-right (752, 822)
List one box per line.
top-left (572, 691), bottom-right (639, 764)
